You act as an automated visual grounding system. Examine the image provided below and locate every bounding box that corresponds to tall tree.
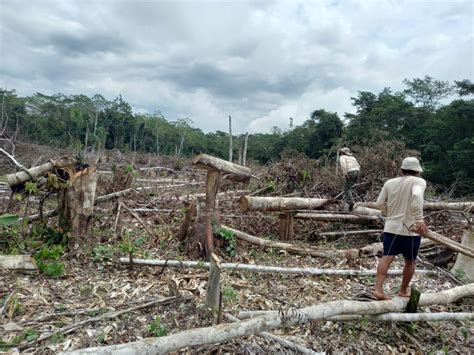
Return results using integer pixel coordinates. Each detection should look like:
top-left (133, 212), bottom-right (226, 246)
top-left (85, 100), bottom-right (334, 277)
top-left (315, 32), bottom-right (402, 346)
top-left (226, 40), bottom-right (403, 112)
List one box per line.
top-left (403, 76), bottom-right (453, 111)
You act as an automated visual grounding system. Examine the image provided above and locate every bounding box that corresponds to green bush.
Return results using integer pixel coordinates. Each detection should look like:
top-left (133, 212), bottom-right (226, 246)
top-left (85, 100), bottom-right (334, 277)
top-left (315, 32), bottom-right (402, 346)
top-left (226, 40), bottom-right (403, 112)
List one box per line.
top-left (34, 245), bottom-right (65, 277)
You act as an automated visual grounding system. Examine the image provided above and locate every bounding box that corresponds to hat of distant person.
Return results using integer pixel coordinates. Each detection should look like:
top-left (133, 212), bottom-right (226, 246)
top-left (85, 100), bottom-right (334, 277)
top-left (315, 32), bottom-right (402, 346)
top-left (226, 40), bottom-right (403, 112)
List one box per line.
top-left (401, 157), bottom-right (423, 173)
top-left (340, 147), bottom-right (353, 156)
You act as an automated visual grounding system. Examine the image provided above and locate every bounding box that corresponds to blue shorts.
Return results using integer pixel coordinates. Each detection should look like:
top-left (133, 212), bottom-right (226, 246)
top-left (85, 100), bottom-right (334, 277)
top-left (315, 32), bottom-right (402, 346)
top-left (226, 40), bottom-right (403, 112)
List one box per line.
top-left (383, 232), bottom-right (421, 261)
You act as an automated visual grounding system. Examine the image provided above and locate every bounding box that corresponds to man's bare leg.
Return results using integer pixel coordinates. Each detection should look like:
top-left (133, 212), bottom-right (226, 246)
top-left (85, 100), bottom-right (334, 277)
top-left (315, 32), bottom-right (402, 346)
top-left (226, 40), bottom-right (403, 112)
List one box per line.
top-left (398, 259), bottom-right (416, 297)
top-left (373, 255), bottom-right (395, 300)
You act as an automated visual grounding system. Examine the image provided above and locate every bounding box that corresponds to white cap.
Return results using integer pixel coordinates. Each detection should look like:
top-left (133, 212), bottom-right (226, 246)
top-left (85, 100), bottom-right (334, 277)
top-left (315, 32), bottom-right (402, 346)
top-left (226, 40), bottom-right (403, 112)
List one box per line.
top-left (401, 157), bottom-right (423, 173)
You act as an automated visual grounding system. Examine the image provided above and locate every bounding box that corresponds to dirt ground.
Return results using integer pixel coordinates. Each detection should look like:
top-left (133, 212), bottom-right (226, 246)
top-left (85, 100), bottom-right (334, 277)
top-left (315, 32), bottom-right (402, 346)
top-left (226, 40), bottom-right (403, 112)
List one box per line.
top-left (0, 144), bottom-right (473, 354)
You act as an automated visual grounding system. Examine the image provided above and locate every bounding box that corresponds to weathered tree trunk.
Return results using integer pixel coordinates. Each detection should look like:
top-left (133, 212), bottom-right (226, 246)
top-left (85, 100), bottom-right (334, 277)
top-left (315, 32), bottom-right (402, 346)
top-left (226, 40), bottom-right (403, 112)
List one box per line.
top-left (206, 253), bottom-right (221, 312)
top-left (192, 154), bottom-right (252, 182)
top-left (62, 284), bottom-right (474, 355)
top-left (0, 255), bottom-right (37, 271)
top-left (451, 226), bottom-right (474, 281)
top-left (57, 167), bottom-right (97, 249)
top-left (318, 229), bottom-right (382, 237)
top-left (240, 196), bottom-right (333, 212)
top-left (294, 213), bottom-right (381, 223)
top-left (119, 257), bottom-right (428, 276)
top-left (5, 156), bottom-right (76, 187)
top-left (242, 132), bottom-right (249, 167)
top-left (279, 213), bottom-right (294, 240)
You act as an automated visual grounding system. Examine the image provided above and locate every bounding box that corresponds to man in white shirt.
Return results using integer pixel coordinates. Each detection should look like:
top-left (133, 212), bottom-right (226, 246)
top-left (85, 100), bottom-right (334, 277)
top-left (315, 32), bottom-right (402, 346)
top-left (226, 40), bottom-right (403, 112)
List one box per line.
top-left (373, 157), bottom-right (428, 300)
top-left (339, 147), bottom-right (360, 211)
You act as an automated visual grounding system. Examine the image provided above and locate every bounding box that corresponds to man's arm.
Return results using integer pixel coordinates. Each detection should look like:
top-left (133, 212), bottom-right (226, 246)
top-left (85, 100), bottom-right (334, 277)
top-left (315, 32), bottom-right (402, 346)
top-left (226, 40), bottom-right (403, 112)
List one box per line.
top-left (375, 184), bottom-right (388, 216)
top-left (411, 179), bottom-right (427, 234)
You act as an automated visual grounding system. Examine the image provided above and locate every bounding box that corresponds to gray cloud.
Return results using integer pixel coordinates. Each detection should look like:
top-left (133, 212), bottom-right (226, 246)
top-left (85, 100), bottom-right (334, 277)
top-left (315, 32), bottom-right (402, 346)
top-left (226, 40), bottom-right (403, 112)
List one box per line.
top-left (0, 0), bottom-right (472, 133)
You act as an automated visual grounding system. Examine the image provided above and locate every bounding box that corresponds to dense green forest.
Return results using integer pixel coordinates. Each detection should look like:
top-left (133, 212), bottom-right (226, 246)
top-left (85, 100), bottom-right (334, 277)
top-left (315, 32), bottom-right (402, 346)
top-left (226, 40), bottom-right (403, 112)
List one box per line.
top-left (1, 76), bottom-right (473, 195)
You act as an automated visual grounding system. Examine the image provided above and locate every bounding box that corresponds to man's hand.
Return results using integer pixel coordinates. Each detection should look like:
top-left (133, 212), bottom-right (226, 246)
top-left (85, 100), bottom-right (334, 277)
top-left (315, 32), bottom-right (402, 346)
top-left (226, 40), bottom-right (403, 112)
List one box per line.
top-left (414, 221), bottom-right (427, 235)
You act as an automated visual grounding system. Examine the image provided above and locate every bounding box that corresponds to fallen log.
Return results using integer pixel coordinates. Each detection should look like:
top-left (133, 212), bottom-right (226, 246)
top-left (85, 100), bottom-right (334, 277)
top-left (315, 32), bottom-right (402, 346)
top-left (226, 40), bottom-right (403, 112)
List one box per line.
top-left (240, 196), bottom-right (333, 212)
top-left (318, 229), bottom-right (382, 237)
top-left (293, 213), bottom-right (381, 222)
top-left (238, 310), bottom-right (474, 322)
top-left (192, 154), bottom-right (252, 183)
top-left (119, 257), bottom-right (430, 276)
top-left (224, 313), bottom-right (322, 355)
top-left (423, 229), bottom-right (474, 258)
top-left (358, 201), bottom-right (474, 212)
top-left (0, 255), bottom-right (37, 271)
top-left (5, 156), bottom-right (77, 187)
top-left (62, 284), bottom-right (474, 355)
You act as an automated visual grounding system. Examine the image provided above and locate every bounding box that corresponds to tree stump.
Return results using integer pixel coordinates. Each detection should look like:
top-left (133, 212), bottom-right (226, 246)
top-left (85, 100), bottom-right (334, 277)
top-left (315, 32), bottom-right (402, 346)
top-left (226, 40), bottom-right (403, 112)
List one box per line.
top-left (451, 226), bottom-right (474, 282)
top-left (58, 166), bottom-right (97, 249)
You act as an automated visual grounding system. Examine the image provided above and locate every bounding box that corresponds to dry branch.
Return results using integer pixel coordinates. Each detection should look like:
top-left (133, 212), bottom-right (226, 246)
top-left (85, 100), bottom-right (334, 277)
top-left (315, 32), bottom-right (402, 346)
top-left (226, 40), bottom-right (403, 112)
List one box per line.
top-left (240, 196), bottom-right (333, 212)
top-left (118, 257), bottom-right (430, 276)
top-left (423, 229), bottom-right (474, 258)
top-left (20, 296), bottom-right (178, 350)
top-left (62, 284), bottom-right (474, 354)
top-left (318, 229), bottom-right (382, 237)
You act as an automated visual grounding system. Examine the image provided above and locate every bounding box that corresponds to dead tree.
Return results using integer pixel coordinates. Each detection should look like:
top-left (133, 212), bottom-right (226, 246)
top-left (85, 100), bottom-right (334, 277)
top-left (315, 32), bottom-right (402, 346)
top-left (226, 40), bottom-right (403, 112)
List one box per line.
top-left (189, 154), bottom-right (251, 259)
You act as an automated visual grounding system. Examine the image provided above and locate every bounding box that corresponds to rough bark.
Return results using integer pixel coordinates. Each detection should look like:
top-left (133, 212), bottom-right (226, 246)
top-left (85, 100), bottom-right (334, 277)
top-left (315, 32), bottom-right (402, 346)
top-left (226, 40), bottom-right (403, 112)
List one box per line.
top-left (242, 132), bottom-right (249, 167)
top-left (0, 255), bottom-right (37, 271)
top-left (192, 154), bottom-right (252, 182)
top-left (451, 226), bottom-right (474, 281)
top-left (240, 196), bottom-right (333, 212)
top-left (62, 284), bottom-right (474, 355)
top-left (57, 166), bottom-right (97, 249)
top-left (206, 253), bottom-right (221, 312)
top-left (278, 213), bottom-right (294, 240)
top-left (119, 257), bottom-right (429, 276)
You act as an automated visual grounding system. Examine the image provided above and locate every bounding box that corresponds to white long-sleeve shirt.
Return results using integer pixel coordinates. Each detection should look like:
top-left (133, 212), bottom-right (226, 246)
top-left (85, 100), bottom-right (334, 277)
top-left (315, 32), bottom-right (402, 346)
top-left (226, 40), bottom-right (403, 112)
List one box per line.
top-left (376, 175), bottom-right (426, 236)
top-left (339, 155), bottom-right (360, 175)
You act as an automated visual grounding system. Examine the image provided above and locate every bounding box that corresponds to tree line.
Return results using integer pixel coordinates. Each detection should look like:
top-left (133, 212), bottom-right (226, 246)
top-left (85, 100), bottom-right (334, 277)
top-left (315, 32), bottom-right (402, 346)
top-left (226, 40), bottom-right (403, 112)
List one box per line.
top-left (1, 76), bottom-right (473, 195)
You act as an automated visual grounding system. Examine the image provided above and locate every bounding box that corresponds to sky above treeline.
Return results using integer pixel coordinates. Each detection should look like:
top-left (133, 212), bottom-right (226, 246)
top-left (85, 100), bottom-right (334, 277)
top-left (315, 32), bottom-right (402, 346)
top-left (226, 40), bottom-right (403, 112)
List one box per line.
top-left (0, 0), bottom-right (472, 133)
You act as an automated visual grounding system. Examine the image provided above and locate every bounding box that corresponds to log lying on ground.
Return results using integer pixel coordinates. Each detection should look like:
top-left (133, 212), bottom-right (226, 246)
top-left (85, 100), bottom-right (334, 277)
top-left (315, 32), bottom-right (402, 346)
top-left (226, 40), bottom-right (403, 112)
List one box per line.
top-left (238, 310), bottom-right (474, 322)
top-left (0, 255), bottom-right (37, 271)
top-left (222, 225), bottom-right (433, 258)
top-left (293, 213), bottom-right (381, 223)
top-left (5, 156), bottom-right (77, 187)
top-left (423, 229), bottom-right (474, 259)
top-left (224, 313), bottom-right (322, 355)
top-left (119, 257), bottom-right (430, 276)
top-left (240, 196), bottom-right (334, 212)
top-left (62, 284), bottom-right (474, 355)
top-left (318, 229), bottom-right (382, 237)
top-left (358, 201), bottom-right (474, 212)
top-left (192, 154), bottom-right (252, 182)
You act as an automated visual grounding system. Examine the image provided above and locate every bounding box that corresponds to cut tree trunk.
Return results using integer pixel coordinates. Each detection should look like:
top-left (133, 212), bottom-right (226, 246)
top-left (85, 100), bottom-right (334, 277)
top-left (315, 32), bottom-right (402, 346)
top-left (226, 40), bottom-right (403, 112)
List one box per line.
top-left (192, 154), bottom-right (251, 182)
top-left (57, 166), bottom-right (97, 249)
top-left (5, 156), bottom-right (76, 187)
top-left (423, 229), bottom-right (474, 259)
top-left (240, 196), bottom-right (333, 212)
top-left (451, 226), bottom-right (474, 281)
top-left (294, 213), bottom-right (381, 223)
top-left (0, 255), bottom-right (37, 271)
top-left (278, 213), bottom-right (294, 240)
top-left (119, 257), bottom-right (430, 276)
top-left (62, 284), bottom-right (474, 355)
top-left (206, 253), bottom-right (221, 312)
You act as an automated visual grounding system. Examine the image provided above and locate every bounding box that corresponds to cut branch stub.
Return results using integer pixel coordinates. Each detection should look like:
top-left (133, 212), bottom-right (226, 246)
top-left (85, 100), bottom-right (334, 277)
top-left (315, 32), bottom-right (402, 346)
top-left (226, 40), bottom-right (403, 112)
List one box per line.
top-left (240, 196), bottom-right (333, 212)
top-left (192, 153), bottom-right (251, 183)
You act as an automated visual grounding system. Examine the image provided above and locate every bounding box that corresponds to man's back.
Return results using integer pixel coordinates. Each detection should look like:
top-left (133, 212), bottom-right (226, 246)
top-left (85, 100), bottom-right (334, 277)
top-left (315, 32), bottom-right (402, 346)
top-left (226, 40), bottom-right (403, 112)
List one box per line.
top-left (376, 175), bottom-right (426, 236)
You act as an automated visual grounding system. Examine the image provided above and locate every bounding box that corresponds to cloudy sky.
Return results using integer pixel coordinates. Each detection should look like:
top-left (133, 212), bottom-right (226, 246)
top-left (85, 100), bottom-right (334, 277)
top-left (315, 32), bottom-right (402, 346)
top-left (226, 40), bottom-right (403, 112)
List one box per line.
top-left (0, 0), bottom-right (472, 133)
